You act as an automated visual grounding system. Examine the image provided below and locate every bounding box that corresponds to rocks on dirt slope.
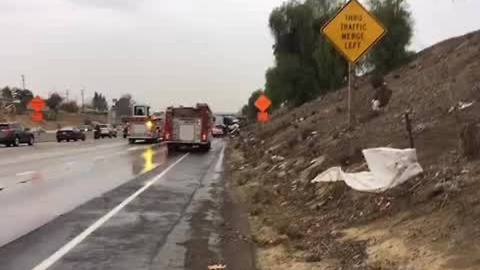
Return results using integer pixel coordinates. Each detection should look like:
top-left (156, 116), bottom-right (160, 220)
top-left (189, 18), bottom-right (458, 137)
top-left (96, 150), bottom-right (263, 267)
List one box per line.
top-left (226, 30), bottom-right (480, 270)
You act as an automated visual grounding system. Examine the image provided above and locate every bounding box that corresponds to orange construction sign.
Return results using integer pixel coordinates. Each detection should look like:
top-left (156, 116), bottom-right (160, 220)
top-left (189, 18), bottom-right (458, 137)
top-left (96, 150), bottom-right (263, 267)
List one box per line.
top-left (30, 96), bottom-right (46, 111)
top-left (257, 112), bottom-right (270, 123)
top-left (29, 96), bottom-right (46, 122)
top-left (32, 112), bottom-right (43, 122)
top-left (255, 94), bottom-right (272, 112)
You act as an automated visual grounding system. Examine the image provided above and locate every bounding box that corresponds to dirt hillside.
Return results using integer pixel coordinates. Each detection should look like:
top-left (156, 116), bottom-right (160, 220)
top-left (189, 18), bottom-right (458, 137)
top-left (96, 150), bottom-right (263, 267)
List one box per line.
top-left (226, 30), bottom-right (480, 270)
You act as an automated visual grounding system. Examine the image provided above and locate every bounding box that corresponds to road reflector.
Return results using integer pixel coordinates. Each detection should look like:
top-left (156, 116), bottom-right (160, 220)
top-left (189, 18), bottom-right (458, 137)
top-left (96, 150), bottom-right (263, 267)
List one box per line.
top-left (322, 0), bottom-right (386, 63)
top-left (257, 112), bottom-right (270, 123)
top-left (255, 94), bottom-right (272, 112)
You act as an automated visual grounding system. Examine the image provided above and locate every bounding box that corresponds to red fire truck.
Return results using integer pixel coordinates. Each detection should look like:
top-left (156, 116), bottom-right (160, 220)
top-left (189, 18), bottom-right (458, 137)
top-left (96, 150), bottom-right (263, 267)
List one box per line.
top-left (125, 104), bottom-right (163, 144)
top-left (164, 103), bottom-right (213, 152)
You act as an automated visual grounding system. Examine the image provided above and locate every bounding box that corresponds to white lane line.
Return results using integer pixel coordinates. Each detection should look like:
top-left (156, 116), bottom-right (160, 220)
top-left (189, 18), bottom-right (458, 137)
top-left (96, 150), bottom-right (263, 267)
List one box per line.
top-left (31, 153), bottom-right (189, 270)
top-left (16, 171), bottom-right (36, 177)
top-left (0, 142), bottom-right (125, 167)
top-left (214, 145), bottom-right (225, 172)
top-left (93, 156), bottom-right (105, 161)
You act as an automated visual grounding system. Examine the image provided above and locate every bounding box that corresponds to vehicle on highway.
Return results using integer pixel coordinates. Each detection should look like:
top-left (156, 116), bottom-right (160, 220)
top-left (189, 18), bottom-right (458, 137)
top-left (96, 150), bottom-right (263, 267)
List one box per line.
top-left (0, 122), bottom-right (35, 147)
top-left (164, 103), bottom-right (213, 152)
top-left (56, 127), bottom-right (86, 142)
top-left (79, 125), bottom-right (92, 132)
top-left (228, 123), bottom-right (240, 137)
top-left (223, 115), bottom-right (240, 127)
top-left (95, 124), bottom-right (117, 139)
top-left (125, 104), bottom-right (163, 144)
top-left (122, 123), bottom-right (129, 138)
top-left (212, 124), bottom-right (226, 137)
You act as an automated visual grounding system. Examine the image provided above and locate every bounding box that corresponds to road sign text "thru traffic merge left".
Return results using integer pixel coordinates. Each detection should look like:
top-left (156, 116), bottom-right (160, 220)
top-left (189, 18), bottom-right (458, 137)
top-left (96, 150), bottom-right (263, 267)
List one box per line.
top-left (322, 0), bottom-right (386, 63)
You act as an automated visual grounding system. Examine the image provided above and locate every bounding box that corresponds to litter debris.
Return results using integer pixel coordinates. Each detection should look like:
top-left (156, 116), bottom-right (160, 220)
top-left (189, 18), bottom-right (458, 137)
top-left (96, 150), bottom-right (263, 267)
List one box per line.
top-left (208, 264), bottom-right (226, 270)
top-left (459, 101), bottom-right (475, 110)
top-left (449, 101), bottom-right (475, 113)
top-left (271, 155), bottom-right (286, 162)
top-left (312, 148), bottom-right (423, 193)
top-left (310, 156), bottom-right (326, 166)
top-left (278, 162), bottom-right (287, 169)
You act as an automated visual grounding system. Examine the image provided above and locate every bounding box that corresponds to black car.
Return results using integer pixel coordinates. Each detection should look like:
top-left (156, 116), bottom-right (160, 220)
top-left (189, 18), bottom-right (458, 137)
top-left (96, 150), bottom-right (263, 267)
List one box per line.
top-left (0, 122), bottom-right (35, 147)
top-left (57, 127), bottom-right (86, 142)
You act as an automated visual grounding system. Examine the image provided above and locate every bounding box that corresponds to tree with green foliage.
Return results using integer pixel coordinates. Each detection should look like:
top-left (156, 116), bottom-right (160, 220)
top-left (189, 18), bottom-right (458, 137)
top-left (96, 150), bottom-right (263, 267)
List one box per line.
top-left (115, 94), bottom-right (132, 117)
top-left (46, 92), bottom-right (63, 119)
top-left (241, 90), bottom-right (263, 121)
top-left (1, 87), bottom-right (13, 101)
top-left (368, 0), bottom-right (414, 75)
top-left (92, 92), bottom-right (108, 112)
top-left (60, 101), bottom-right (79, 113)
top-left (265, 0), bottom-right (346, 108)
top-left (13, 88), bottom-right (34, 113)
top-left (243, 0), bottom-right (413, 114)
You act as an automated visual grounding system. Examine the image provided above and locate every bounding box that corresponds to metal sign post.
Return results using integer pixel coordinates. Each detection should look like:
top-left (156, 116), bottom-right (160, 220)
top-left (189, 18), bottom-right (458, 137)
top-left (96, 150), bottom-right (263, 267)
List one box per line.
top-left (348, 63), bottom-right (352, 127)
top-left (322, 0), bottom-right (386, 127)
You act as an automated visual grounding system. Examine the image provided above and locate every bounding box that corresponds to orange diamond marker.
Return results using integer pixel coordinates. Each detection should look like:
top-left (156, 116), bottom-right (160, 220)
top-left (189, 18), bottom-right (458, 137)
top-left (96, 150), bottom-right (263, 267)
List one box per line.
top-left (257, 112), bottom-right (270, 123)
top-left (30, 96), bottom-right (46, 122)
top-left (30, 96), bottom-right (45, 112)
top-left (255, 94), bottom-right (272, 112)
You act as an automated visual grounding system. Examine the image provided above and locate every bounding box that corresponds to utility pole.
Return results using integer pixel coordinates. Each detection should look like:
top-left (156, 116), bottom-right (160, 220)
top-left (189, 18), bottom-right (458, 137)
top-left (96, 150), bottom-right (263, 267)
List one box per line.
top-left (65, 89), bottom-right (70, 101)
top-left (81, 88), bottom-right (85, 113)
top-left (21, 75), bottom-right (26, 90)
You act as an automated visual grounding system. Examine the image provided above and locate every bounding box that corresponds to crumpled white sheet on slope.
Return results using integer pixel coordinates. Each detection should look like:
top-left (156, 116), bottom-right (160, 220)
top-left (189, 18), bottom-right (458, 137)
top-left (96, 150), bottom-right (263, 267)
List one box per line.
top-left (311, 148), bottom-right (424, 193)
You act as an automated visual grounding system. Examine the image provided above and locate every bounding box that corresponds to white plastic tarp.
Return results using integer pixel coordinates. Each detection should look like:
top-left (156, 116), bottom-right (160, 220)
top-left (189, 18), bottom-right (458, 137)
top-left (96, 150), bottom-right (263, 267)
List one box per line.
top-left (311, 148), bottom-right (423, 193)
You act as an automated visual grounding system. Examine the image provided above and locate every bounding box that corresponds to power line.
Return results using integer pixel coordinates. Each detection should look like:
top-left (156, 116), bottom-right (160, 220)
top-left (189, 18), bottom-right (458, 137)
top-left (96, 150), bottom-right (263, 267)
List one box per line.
top-left (81, 88), bottom-right (85, 113)
top-left (21, 75), bottom-right (25, 90)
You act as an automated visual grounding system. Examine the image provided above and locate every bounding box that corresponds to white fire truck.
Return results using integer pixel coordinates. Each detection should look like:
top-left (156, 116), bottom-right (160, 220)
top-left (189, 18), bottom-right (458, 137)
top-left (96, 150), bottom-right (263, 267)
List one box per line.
top-left (125, 105), bottom-right (163, 144)
top-left (164, 103), bottom-right (213, 152)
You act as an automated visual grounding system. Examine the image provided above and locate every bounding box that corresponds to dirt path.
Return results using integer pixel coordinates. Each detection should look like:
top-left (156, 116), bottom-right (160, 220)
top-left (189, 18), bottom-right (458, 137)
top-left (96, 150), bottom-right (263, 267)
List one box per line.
top-left (221, 159), bottom-right (257, 270)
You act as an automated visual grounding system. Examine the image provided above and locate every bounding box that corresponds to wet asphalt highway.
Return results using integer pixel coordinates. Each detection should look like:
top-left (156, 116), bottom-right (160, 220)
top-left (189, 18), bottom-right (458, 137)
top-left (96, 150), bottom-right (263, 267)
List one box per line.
top-left (0, 138), bottom-right (226, 270)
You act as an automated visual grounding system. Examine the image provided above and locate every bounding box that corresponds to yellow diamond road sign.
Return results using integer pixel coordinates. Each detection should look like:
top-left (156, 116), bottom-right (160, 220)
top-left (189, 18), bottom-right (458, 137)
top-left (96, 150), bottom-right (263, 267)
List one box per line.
top-left (322, 0), bottom-right (386, 63)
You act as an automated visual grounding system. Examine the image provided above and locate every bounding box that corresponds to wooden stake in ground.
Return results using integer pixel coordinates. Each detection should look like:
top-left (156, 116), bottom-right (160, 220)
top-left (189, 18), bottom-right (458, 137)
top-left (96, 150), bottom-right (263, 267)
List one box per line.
top-left (404, 112), bottom-right (414, 148)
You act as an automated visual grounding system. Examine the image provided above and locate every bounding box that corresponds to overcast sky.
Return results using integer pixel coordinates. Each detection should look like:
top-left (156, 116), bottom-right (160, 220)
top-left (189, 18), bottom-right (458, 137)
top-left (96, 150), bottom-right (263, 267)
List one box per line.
top-left (0, 0), bottom-right (479, 112)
